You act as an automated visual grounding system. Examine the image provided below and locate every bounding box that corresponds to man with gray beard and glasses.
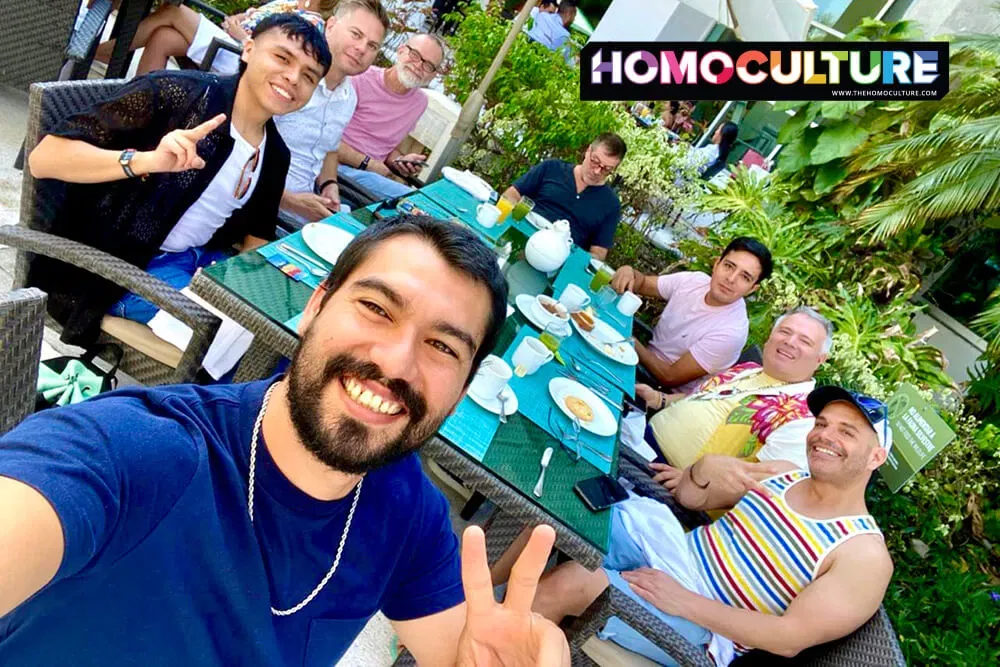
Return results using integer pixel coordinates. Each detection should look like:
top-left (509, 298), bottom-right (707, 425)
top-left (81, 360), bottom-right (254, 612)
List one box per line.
top-left (337, 33), bottom-right (446, 199)
top-left (0, 216), bottom-right (569, 666)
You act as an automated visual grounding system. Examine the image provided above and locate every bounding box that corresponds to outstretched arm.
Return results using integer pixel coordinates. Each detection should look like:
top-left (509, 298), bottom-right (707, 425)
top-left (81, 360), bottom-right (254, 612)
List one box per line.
top-left (30, 114), bottom-right (227, 184)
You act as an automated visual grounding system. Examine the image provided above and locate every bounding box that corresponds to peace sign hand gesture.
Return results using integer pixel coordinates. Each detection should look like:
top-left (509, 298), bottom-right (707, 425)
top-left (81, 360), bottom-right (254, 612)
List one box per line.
top-left (134, 114), bottom-right (227, 176)
top-left (457, 525), bottom-right (570, 666)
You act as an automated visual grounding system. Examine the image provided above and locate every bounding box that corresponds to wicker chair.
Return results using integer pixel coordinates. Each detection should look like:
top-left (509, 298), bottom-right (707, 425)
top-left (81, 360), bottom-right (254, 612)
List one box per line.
top-left (2, 79), bottom-right (221, 387)
top-left (0, 288), bottom-right (46, 436)
top-left (570, 455), bottom-right (909, 666)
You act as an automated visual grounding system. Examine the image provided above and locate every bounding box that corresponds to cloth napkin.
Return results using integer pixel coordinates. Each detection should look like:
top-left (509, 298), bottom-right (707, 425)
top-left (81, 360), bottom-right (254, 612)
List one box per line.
top-left (147, 287), bottom-right (255, 380)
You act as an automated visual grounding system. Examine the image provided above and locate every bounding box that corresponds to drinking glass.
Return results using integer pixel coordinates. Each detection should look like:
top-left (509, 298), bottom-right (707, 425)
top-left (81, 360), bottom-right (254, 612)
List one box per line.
top-left (539, 322), bottom-right (567, 354)
top-left (496, 196), bottom-right (515, 222)
top-left (512, 196), bottom-right (535, 221)
top-left (589, 264), bottom-right (614, 292)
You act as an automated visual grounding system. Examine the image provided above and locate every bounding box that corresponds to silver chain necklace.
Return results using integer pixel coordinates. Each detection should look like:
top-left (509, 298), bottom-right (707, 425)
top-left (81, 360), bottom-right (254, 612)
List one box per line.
top-left (248, 383), bottom-right (363, 617)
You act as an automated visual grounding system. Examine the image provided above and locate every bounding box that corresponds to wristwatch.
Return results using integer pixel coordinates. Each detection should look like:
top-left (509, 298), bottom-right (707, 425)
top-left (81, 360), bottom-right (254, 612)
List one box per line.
top-left (358, 155), bottom-right (370, 171)
top-left (119, 148), bottom-right (139, 178)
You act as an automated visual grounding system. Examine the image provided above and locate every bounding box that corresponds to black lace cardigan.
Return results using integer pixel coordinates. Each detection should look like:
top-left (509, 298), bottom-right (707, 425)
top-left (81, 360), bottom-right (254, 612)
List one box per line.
top-left (27, 70), bottom-right (289, 345)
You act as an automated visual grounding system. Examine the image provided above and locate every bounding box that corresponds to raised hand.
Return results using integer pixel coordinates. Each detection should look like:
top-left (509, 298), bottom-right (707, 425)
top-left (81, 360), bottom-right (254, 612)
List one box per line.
top-left (457, 525), bottom-right (570, 666)
top-left (137, 114), bottom-right (227, 175)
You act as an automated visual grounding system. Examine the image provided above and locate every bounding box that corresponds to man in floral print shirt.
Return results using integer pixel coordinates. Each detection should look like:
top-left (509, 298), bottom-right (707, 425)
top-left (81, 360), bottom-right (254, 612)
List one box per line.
top-left (635, 306), bottom-right (833, 474)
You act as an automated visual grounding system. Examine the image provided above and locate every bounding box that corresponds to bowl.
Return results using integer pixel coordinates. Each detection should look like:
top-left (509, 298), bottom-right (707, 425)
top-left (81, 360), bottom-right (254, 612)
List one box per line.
top-left (535, 295), bottom-right (569, 322)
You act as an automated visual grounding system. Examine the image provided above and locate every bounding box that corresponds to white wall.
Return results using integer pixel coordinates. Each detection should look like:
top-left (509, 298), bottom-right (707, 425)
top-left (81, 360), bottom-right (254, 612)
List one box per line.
top-left (901, 0), bottom-right (1000, 36)
top-left (590, 0), bottom-right (684, 42)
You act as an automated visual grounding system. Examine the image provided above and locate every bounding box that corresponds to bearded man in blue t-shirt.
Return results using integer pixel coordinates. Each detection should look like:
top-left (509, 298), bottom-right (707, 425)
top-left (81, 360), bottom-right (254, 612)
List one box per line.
top-left (0, 215), bottom-right (568, 666)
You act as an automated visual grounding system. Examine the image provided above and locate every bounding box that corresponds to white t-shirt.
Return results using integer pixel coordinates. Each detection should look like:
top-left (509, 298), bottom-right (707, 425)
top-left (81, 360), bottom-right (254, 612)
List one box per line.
top-left (160, 124), bottom-right (266, 253)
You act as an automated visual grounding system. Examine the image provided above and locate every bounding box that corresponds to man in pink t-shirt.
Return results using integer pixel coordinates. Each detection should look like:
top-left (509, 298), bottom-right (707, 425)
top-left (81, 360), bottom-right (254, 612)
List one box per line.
top-left (336, 33), bottom-right (445, 199)
top-left (610, 237), bottom-right (773, 393)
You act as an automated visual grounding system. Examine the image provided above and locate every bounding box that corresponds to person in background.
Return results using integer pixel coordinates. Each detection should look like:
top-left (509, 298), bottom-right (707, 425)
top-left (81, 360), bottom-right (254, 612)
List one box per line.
top-left (335, 33), bottom-right (446, 200)
top-left (26, 14), bottom-right (329, 339)
top-left (502, 133), bottom-right (626, 260)
top-left (95, 0), bottom-right (333, 75)
top-left (694, 121), bottom-right (739, 180)
top-left (277, 0), bottom-right (390, 224)
top-left (609, 237), bottom-right (772, 392)
top-left (526, 1), bottom-right (576, 53)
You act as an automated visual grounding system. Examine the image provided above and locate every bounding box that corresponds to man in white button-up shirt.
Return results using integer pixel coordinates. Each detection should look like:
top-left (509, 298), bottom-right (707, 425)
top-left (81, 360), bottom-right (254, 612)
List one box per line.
top-left (277, 0), bottom-right (388, 224)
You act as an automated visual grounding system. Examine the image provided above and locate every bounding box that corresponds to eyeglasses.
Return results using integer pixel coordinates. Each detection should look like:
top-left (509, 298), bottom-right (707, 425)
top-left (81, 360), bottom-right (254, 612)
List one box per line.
top-left (234, 148), bottom-right (260, 200)
top-left (401, 44), bottom-right (440, 75)
top-left (587, 151), bottom-right (618, 176)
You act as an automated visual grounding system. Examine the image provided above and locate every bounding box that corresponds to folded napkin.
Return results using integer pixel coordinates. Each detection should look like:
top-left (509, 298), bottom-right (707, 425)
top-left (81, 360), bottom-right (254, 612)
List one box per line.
top-left (441, 166), bottom-right (493, 201)
top-left (38, 360), bottom-right (102, 406)
top-left (147, 287), bottom-right (255, 380)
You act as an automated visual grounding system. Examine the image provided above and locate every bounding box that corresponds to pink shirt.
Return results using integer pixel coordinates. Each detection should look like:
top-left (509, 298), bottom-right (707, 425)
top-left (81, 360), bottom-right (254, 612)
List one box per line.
top-left (341, 67), bottom-right (429, 162)
top-left (648, 271), bottom-right (749, 393)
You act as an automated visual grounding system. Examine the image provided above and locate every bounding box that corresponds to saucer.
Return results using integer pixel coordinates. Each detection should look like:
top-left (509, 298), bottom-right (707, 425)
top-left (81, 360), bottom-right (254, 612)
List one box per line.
top-left (467, 383), bottom-right (518, 416)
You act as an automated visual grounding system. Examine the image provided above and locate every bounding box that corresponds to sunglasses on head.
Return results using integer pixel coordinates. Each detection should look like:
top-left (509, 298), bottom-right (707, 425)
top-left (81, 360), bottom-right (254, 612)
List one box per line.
top-left (850, 391), bottom-right (889, 447)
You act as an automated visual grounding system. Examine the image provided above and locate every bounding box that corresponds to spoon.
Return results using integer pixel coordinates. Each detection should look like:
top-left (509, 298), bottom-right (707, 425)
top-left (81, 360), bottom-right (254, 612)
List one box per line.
top-left (496, 387), bottom-right (508, 424)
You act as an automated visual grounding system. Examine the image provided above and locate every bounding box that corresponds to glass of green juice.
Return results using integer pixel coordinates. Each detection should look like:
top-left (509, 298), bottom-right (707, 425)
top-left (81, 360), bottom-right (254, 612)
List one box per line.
top-left (589, 264), bottom-right (614, 292)
top-left (511, 196), bottom-right (534, 221)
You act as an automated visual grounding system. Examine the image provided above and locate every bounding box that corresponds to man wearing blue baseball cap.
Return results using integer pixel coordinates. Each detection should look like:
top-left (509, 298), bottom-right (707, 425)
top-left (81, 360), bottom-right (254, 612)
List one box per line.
top-left (515, 386), bottom-right (895, 665)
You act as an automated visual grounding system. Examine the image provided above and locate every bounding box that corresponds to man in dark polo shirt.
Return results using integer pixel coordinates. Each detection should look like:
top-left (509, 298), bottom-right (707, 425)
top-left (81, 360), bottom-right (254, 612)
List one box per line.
top-left (501, 132), bottom-right (626, 260)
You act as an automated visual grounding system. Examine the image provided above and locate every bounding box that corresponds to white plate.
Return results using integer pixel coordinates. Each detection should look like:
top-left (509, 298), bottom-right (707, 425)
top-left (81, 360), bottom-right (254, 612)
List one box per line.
top-left (515, 294), bottom-right (571, 336)
top-left (525, 211), bottom-right (552, 230)
top-left (571, 316), bottom-right (639, 366)
top-left (548, 377), bottom-right (617, 437)
top-left (301, 224), bottom-right (357, 266)
top-left (467, 382), bottom-right (518, 416)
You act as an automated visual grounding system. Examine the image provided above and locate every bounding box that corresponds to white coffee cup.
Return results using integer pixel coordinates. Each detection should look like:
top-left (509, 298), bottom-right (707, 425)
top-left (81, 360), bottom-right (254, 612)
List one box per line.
top-left (512, 336), bottom-right (554, 376)
top-left (471, 354), bottom-right (512, 398)
top-left (616, 290), bottom-right (643, 317)
top-left (476, 203), bottom-right (502, 228)
top-left (558, 284), bottom-right (591, 312)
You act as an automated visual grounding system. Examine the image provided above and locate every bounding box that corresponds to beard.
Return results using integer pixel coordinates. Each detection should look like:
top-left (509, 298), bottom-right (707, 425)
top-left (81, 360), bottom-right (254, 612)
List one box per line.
top-left (396, 65), bottom-right (424, 89)
top-left (286, 343), bottom-right (445, 475)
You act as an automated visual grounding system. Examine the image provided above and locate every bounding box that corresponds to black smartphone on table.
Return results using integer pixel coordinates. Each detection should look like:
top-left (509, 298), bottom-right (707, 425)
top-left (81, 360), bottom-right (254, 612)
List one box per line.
top-left (574, 474), bottom-right (629, 512)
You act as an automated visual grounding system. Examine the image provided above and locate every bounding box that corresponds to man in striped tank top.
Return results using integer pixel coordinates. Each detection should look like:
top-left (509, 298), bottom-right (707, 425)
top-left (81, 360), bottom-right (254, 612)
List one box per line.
top-left (530, 387), bottom-right (894, 665)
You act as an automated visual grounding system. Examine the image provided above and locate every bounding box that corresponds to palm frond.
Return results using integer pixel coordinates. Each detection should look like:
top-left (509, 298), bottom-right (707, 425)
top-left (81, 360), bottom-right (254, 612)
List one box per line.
top-left (951, 32), bottom-right (1000, 57)
top-left (855, 152), bottom-right (1000, 239)
top-left (852, 116), bottom-right (1000, 170)
top-left (973, 286), bottom-right (1000, 360)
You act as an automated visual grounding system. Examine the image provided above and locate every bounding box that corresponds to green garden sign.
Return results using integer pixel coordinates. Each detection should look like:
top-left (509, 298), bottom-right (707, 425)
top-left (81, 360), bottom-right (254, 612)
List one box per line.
top-left (880, 384), bottom-right (956, 492)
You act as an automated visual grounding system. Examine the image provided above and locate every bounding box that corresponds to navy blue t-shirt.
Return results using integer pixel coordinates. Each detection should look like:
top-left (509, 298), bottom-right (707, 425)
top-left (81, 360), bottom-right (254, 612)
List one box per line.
top-left (0, 380), bottom-right (464, 666)
top-left (514, 159), bottom-right (621, 250)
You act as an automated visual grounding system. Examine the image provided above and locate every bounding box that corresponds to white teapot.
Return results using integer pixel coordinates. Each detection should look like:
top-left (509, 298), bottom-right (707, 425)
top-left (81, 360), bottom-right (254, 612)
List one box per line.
top-left (525, 219), bottom-right (573, 273)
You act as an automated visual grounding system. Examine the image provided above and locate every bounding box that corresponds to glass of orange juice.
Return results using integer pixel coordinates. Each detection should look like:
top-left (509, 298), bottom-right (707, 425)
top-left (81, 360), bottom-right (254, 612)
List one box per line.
top-left (496, 196), bottom-right (515, 222)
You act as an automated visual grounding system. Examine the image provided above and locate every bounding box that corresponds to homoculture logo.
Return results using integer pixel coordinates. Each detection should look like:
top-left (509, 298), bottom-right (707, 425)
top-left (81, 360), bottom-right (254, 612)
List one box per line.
top-left (579, 42), bottom-right (949, 101)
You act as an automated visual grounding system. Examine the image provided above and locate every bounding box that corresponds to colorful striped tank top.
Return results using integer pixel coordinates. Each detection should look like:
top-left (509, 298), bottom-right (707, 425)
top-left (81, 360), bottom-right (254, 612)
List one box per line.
top-left (688, 471), bottom-right (882, 653)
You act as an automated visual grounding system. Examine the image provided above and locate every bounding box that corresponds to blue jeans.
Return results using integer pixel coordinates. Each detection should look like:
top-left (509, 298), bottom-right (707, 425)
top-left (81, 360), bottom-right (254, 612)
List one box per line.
top-left (338, 164), bottom-right (415, 200)
top-left (109, 247), bottom-right (231, 324)
top-left (599, 508), bottom-right (711, 665)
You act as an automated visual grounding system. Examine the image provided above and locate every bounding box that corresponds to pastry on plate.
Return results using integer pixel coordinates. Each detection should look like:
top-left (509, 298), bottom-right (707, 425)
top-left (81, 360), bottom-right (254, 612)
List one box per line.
top-left (571, 310), bottom-right (596, 332)
top-left (564, 396), bottom-right (594, 422)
